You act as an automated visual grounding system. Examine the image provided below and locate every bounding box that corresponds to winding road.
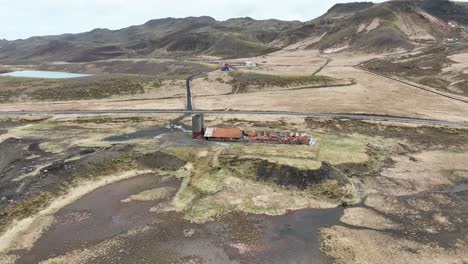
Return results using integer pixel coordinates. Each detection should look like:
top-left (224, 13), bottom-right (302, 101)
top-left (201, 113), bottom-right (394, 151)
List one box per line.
top-left (185, 74), bottom-right (198, 111)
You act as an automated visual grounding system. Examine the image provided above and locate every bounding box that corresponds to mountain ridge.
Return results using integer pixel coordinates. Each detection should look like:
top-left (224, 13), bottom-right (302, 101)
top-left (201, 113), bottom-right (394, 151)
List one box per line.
top-left (0, 0), bottom-right (467, 63)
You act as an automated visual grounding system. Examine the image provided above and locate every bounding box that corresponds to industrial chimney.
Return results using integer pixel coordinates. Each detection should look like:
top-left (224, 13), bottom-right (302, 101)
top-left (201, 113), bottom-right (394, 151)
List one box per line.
top-left (192, 114), bottom-right (205, 139)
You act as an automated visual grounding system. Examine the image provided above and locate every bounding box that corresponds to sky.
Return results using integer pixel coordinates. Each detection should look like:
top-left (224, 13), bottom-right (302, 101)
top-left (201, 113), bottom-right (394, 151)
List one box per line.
top-left (0, 0), bottom-right (388, 40)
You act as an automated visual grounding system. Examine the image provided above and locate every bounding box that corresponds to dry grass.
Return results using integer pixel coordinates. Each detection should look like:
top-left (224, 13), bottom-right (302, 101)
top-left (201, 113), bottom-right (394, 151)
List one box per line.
top-left (0, 75), bottom-right (165, 102)
top-left (222, 143), bottom-right (321, 170)
top-left (228, 71), bottom-right (334, 93)
top-left (321, 225), bottom-right (468, 264)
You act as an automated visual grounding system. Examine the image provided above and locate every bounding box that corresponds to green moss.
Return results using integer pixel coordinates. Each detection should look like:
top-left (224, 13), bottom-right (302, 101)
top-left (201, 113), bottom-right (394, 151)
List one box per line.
top-left (25, 122), bottom-right (58, 131)
top-left (185, 199), bottom-right (229, 222)
top-left (0, 192), bottom-right (54, 231)
top-left (218, 156), bottom-right (257, 179)
top-left (173, 175), bottom-right (199, 210)
top-left (308, 180), bottom-right (349, 200)
top-left (418, 77), bottom-right (450, 89)
top-left (316, 134), bottom-right (369, 165)
top-left (191, 169), bottom-right (227, 194)
top-left (240, 201), bottom-right (283, 215)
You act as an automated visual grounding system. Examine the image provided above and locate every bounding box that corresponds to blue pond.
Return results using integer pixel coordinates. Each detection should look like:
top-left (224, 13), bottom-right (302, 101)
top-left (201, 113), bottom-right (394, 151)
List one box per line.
top-left (0, 70), bottom-right (93, 79)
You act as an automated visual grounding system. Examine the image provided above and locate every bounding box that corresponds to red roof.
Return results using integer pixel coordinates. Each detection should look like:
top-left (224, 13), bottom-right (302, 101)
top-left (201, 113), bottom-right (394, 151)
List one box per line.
top-left (205, 127), bottom-right (242, 139)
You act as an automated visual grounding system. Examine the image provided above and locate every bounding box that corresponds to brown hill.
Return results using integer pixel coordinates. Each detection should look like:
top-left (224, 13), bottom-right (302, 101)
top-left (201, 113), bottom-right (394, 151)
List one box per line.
top-left (307, 0), bottom-right (468, 53)
top-left (0, 0), bottom-right (467, 63)
top-left (0, 17), bottom-right (302, 63)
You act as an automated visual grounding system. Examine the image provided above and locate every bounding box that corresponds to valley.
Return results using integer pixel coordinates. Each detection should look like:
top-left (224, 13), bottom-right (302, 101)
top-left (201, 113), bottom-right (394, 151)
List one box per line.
top-left (0, 0), bottom-right (468, 263)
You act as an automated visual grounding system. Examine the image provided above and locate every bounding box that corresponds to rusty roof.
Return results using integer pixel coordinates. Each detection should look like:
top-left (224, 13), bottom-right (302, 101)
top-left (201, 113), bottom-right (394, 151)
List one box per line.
top-left (205, 127), bottom-right (242, 138)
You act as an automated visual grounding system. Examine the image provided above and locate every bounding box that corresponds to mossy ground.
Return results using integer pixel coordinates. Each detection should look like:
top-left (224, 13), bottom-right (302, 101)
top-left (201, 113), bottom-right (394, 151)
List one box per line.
top-left (159, 130), bottom-right (390, 223)
top-left (157, 116), bottom-right (468, 224)
top-left (3, 115), bottom-right (462, 231)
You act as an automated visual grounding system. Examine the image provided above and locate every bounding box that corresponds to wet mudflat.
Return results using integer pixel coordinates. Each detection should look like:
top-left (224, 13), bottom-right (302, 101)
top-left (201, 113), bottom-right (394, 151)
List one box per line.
top-left (244, 208), bottom-right (343, 264)
top-left (87, 209), bottom-right (343, 264)
top-left (17, 174), bottom-right (181, 264)
top-left (16, 173), bottom-right (343, 264)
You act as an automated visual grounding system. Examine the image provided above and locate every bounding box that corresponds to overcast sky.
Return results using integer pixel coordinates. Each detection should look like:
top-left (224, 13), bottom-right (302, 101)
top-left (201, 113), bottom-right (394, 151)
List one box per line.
top-left (4, 0), bottom-right (468, 40)
top-left (0, 0), bottom-right (389, 40)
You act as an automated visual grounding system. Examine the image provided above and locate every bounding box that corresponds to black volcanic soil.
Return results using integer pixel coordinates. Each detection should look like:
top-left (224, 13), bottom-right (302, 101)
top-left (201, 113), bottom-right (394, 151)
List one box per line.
top-left (137, 152), bottom-right (186, 171)
top-left (255, 160), bottom-right (348, 190)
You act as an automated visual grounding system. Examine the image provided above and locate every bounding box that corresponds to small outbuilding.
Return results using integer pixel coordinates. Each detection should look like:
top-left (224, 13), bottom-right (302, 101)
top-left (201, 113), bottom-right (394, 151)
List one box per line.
top-left (245, 61), bottom-right (257, 68)
top-left (221, 63), bottom-right (231, 71)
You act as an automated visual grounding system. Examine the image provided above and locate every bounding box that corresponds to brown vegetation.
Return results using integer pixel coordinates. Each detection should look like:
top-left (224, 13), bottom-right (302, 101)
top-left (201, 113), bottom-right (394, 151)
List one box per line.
top-left (0, 75), bottom-right (162, 102)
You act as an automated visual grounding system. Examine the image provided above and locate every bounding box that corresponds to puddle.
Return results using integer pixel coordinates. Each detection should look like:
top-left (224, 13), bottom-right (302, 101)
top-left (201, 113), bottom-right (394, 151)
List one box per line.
top-left (85, 208), bottom-right (344, 264)
top-left (248, 208), bottom-right (343, 264)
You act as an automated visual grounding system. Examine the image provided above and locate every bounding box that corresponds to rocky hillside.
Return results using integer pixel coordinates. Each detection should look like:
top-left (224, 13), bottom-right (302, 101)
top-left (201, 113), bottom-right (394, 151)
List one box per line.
top-left (307, 0), bottom-right (468, 53)
top-left (0, 0), bottom-right (467, 63)
top-left (0, 17), bottom-right (302, 63)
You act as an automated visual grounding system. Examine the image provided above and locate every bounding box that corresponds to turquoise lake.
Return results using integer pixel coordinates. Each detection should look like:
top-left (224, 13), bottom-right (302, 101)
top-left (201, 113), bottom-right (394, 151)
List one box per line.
top-left (0, 70), bottom-right (93, 79)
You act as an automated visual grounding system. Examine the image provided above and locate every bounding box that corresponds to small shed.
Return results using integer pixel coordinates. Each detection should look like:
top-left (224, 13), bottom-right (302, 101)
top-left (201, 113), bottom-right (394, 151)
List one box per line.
top-left (245, 61), bottom-right (257, 68)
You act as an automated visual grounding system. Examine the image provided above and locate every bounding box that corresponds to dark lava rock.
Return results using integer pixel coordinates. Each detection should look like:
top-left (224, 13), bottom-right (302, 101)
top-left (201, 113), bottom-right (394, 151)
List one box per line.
top-left (137, 152), bottom-right (186, 171)
top-left (256, 160), bottom-right (346, 190)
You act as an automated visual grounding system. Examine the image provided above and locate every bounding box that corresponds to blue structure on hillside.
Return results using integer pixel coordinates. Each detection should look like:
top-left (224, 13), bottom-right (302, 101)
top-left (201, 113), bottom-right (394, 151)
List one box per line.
top-left (221, 64), bottom-right (230, 71)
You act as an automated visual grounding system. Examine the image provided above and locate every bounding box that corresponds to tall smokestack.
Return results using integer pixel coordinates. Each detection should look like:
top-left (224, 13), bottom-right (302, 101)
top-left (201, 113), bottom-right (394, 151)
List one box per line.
top-left (192, 114), bottom-right (204, 139)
